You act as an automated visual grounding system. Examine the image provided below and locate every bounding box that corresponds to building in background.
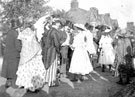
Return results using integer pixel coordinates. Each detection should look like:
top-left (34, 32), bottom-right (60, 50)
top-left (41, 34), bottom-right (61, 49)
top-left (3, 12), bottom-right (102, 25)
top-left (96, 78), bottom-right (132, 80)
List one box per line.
top-left (66, 0), bottom-right (88, 24)
top-left (66, 0), bottom-right (119, 28)
top-left (126, 22), bottom-right (135, 35)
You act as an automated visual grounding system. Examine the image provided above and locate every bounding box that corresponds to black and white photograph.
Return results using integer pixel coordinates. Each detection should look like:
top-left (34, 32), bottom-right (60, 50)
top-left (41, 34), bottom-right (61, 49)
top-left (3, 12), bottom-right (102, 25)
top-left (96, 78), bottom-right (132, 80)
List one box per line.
top-left (0, 0), bottom-right (135, 97)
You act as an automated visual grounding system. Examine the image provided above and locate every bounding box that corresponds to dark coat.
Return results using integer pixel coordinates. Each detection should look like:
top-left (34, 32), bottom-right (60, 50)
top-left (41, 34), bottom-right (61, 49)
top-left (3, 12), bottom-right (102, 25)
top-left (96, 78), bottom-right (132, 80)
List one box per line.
top-left (42, 28), bottom-right (60, 70)
top-left (1, 28), bottom-right (21, 79)
top-left (58, 30), bottom-right (67, 45)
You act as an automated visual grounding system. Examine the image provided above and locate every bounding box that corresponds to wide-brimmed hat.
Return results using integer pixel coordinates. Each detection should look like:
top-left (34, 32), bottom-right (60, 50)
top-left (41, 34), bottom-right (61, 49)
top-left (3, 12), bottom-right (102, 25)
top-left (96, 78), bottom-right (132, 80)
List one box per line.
top-left (64, 20), bottom-right (74, 30)
top-left (104, 26), bottom-right (112, 33)
top-left (88, 25), bottom-right (94, 30)
top-left (84, 23), bottom-right (89, 29)
top-left (64, 20), bottom-right (72, 27)
top-left (95, 25), bottom-right (106, 31)
top-left (84, 23), bottom-right (93, 30)
top-left (116, 29), bottom-right (127, 38)
top-left (52, 20), bottom-right (63, 26)
top-left (74, 24), bottom-right (86, 31)
top-left (95, 24), bottom-right (111, 32)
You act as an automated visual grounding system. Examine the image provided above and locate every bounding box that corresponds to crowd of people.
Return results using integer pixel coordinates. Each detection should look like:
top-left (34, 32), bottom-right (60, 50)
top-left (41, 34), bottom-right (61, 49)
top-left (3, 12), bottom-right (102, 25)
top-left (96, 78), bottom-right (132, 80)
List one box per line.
top-left (0, 14), bottom-right (135, 97)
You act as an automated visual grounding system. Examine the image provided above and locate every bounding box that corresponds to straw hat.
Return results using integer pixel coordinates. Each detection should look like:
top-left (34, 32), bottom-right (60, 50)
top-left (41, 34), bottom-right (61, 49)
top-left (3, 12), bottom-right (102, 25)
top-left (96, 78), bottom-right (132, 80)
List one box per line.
top-left (95, 25), bottom-right (106, 31)
top-left (104, 26), bottom-right (112, 33)
top-left (74, 24), bottom-right (86, 31)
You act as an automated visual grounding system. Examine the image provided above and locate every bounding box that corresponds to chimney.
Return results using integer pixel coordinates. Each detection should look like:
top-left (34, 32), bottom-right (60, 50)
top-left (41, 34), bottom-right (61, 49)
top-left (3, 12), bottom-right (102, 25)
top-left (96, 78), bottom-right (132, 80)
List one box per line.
top-left (71, 0), bottom-right (79, 9)
top-left (104, 13), bottom-right (111, 26)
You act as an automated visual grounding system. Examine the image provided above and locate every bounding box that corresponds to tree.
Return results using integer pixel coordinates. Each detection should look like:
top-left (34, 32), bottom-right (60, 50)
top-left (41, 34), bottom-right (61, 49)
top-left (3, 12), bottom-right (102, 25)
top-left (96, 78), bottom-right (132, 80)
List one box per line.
top-left (0, 0), bottom-right (52, 27)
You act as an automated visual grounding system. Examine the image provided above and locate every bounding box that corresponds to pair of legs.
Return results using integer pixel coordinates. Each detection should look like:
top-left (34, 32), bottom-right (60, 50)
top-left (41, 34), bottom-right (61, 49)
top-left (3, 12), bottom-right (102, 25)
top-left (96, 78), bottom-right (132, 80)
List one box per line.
top-left (60, 46), bottom-right (69, 77)
top-left (1, 56), bottom-right (20, 88)
top-left (60, 58), bottom-right (68, 77)
top-left (72, 73), bottom-right (88, 83)
top-left (1, 77), bottom-right (26, 97)
top-left (101, 64), bottom-right (112, 72)
top-left (5, 78), bottom-right (18, 88)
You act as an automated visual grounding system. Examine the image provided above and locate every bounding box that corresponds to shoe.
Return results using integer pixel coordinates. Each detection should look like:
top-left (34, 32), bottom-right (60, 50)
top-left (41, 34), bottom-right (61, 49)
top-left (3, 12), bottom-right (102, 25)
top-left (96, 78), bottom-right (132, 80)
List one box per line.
top-left (102, 65), bottom-right (105, 72)
top-left (5, 80), bottom-right (12, 88)
top-left (6, 87), bottom-right (17, 97)
top-left (0, 77), bottom-right (7, 87)
top-left (77, 80), bottom-right (81, 83)
top-left (83, 76), bottom-right (89, 80)
top-left (12, 88), bottom-right (26, 97)
top-left (60, 77), bottom-right (74, 88)
top-left (60, 74), bottom-right (67, 78)
top-left (42, 84), bottom-right (49, 94)
top-left (102, 69), bottom-right (105, 72)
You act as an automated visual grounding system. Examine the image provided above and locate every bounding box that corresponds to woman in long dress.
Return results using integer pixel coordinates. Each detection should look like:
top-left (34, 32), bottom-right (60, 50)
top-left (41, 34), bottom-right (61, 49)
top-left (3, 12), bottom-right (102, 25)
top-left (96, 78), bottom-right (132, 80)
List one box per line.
top-left (41, 21), bottom-right (61, 87)
top-left (15, 24), bottom-right (47, 93)
top-left (98, 33), bottom-right (115, 72)
top-left (69, 24), bottom-right (93, 82)
top-left (115, 36), bottom-right (132, 75)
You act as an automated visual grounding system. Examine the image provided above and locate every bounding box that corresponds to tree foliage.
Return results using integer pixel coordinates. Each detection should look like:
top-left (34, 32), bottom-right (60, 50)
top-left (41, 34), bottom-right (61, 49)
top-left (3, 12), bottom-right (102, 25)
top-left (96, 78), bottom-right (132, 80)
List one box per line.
top-left (0, 0), bottom-right (52, 25)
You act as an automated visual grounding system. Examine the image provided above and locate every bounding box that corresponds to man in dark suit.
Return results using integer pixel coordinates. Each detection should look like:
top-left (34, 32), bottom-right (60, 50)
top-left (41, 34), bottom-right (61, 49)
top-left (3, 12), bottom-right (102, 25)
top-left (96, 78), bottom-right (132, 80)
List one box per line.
top-left (1, 19), bottom-right (22, 89)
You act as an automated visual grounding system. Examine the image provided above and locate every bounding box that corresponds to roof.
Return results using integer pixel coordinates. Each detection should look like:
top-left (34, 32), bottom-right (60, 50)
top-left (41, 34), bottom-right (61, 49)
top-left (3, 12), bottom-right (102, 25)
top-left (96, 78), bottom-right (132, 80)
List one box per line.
top-left (66, 8), bottom-right (89, 24)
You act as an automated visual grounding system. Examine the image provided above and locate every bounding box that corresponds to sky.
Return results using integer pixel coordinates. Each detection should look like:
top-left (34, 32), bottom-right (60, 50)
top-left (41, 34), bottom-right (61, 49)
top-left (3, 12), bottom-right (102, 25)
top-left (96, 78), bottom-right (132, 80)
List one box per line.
top-left (46, 0), bottom-right (135, 29)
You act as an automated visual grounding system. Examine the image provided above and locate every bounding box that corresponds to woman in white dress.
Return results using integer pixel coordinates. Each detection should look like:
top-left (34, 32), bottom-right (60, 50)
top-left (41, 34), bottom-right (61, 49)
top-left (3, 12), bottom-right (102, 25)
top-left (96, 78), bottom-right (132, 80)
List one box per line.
top-left (15, 23), bottom-right (48, 93)
top-left (69, 24), bottom-right (93, 82)
top-left (98, 29), bottom-right (115, 72)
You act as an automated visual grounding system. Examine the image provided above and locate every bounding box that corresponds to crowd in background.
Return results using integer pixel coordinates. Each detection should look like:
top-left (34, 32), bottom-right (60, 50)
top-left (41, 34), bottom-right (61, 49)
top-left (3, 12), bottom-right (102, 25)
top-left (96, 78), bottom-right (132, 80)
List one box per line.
top-left (0, 14), bottom-right (135, 97)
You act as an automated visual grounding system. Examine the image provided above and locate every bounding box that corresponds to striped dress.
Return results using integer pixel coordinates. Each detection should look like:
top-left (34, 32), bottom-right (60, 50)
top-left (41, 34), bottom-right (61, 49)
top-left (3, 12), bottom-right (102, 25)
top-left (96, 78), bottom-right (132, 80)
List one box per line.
top-left (41, 27), bottom-right (61, 86)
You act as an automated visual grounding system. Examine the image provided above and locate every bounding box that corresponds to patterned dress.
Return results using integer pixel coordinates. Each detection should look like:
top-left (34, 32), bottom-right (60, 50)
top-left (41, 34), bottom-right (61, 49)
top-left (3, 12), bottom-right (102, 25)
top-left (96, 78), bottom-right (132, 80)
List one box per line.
top-left (16, 28), bottom-right (46, 91)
